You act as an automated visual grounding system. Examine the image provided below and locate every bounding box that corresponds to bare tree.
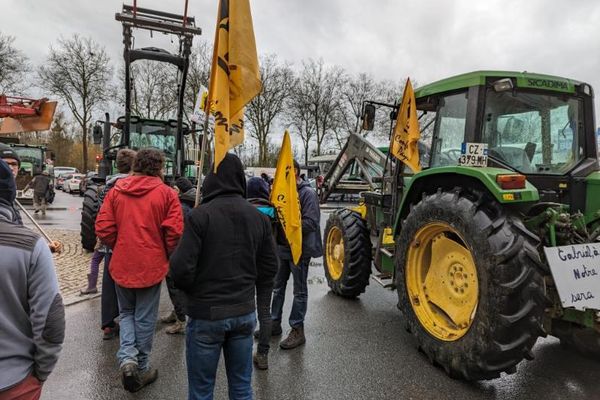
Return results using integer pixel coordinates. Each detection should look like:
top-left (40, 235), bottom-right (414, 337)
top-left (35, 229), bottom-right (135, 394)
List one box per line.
top-left (119, 61), bottom-right (178, 120)
top-left (331, 72), bottom-right (380, 149)
top-left (38, 35), bottom-right (112, 170)
top-left (294, 59), bottom-right (347, 158)
top-left (285, 74), bottom-right (317, 165)
top-left (0, 32), bottom-right (29, 94)
top-left (185, 40), bottom-right (212, 117)
top-left (246, 54), bottom-right (294, 166)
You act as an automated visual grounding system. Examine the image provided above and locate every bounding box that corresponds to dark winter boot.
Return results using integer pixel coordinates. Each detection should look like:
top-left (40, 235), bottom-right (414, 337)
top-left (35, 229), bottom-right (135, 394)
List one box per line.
top-left (253, 351), bottom-right (269, 370)
top-left (279, 327), bottom-right (306, 350)
top-left (134, 369), bottom-right (158, 392)
top-left (121, 362), bottom-right (139, 392)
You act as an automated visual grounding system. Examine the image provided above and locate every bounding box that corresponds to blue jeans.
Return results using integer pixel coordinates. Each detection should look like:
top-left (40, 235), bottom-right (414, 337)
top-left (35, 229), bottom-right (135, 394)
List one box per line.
top-left (115, 283), bottom-right (161, 371)
top-left (186, 312), bottom-right (256, 400)
top-left (271, 257), bottom-right (310, 328)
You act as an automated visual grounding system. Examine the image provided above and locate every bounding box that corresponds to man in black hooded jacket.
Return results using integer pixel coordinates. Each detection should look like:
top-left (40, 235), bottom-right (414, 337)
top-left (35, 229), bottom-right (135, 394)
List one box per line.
top-left (170, 153), bottom-right (278, 399)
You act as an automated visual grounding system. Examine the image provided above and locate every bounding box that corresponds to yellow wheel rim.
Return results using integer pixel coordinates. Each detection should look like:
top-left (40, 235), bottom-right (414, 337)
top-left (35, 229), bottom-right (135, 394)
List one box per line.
top-left (326, 226), bottom-right (344, 280)
top-left (405, 222), bottom-right (479, 341)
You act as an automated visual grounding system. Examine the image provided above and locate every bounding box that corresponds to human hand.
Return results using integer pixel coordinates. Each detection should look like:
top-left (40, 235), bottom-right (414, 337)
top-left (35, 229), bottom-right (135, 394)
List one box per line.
top-left (49, 241), bottom-right (63, 254)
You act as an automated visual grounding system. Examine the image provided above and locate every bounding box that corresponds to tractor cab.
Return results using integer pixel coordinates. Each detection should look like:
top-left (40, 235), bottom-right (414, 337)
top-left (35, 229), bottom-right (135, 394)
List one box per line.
top-left (108, 116), bottom-right (193, 181)
top-left (414, 71), bottom-right (597, 210)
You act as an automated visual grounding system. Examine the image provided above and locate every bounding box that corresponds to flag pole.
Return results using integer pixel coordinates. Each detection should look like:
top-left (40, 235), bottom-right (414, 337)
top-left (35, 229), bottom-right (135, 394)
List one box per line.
top-left (194, 111), bottom-right (210, 207)
top-left (14, 199), bottom-right (54, 243)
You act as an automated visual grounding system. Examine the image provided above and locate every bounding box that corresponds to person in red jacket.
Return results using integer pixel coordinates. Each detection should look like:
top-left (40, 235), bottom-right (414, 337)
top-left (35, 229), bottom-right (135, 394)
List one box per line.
top-left (95, 148), bottom-right (183, 393)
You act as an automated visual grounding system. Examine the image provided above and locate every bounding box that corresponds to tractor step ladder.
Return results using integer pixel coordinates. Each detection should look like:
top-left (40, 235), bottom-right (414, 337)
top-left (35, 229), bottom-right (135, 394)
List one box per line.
top-left (371, 271), bottom-right (395, 288)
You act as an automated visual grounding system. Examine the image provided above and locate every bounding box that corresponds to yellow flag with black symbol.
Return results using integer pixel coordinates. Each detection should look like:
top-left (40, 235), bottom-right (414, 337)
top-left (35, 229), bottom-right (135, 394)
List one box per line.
top-left (208, 0), bottom-right (262, 172)
top-left (271, 131), bottom-right (302, 265)
top-left (391, 78), bottom-right (421, 173)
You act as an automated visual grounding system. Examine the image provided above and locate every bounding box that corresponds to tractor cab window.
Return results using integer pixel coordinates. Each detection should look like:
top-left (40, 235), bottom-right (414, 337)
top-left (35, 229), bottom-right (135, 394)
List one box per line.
top-left (430, 92), bottom-right (468, 167)
top-left (13, 147), bottom-right (44, 176)
top-left (483, 90), bottom-right (583, 174)
top-left (129, 122), bottom-right (177, 176)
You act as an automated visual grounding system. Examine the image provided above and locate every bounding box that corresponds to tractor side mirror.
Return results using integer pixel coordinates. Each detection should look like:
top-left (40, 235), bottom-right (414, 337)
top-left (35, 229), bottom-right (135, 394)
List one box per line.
top-left (362, 104), bottom-right (376, 131)
top-left (105, 149), bottom-right (118, 161)
top-left (92, 125), bottom-right (103, 145)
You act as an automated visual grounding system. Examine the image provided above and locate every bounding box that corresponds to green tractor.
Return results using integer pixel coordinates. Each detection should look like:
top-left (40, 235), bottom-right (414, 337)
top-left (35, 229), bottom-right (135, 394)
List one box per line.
top-left (323, 71), bottom-right (600, 380)
top-left (80, 5), bottom-right (202, 251)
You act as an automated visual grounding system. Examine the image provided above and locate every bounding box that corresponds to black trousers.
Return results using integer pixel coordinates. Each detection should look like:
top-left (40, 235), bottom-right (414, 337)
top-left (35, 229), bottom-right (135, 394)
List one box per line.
top-left (165, 273), bottom-right (186, 321)
top-left (101, 253), bottom-right (119, 329)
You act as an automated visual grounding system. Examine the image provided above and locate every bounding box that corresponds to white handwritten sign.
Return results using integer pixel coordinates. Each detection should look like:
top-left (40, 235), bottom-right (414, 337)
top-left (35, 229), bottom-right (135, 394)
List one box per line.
top-left (458, 142), bottom-right (488, 167)
top-left (544, 244), bottom-right (600, 311)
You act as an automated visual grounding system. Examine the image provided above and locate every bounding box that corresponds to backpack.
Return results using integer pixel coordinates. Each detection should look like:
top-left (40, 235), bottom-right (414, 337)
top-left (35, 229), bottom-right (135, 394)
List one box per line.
top-left (45, 187), bottom-right (56, 204)
top-left (248, 197), bottom-right (287, 246)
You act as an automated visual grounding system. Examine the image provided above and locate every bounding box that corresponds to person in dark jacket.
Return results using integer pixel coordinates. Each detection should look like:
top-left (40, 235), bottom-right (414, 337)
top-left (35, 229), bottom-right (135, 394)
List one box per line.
top-left (96, 148), bottom-right (183, 393)
top-left (174, 176), bottom-right (197, 219)
top-left (246, 176), bottom-right (279, 370)
top-left (24, 171), bottom-right (52, 215)
top-left (160, 176), bottom-right (197, 335)
top-left (271, 159), bottom-right (323, 350)
top-left (170, 154), bottom-right (278, 399)
top-left (0, 159), bottom-right (65, 400)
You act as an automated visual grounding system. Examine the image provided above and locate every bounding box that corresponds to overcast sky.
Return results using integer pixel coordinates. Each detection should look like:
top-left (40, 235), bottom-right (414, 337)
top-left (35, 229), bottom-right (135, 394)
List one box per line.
top-left (2, 0), bottom-right (600, 124)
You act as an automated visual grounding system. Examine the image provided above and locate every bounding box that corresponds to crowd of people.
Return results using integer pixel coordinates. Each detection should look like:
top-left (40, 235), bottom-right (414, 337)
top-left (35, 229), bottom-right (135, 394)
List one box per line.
top-left (0, 146), bottom-right (322, 400)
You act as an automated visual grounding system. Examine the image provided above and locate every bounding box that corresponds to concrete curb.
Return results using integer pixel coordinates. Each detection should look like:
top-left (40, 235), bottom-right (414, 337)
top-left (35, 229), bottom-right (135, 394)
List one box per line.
top-left (64, 292), bottom-right (101, 306)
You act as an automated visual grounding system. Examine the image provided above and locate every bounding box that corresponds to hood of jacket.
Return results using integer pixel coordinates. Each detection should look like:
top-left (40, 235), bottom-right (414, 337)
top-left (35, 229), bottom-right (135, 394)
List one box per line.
top-left (297, 179), bottom-right (312, 191)
top-left (180, 187), bottom-right (197, 205)
top-left (114, 175), bottom-right (164, 197)
top-left (201, 153), bottom-right (246, 204)
top-left (0, 198), bottom-right (19, 224)
top-left (247, 176), bottom-right (270, 200)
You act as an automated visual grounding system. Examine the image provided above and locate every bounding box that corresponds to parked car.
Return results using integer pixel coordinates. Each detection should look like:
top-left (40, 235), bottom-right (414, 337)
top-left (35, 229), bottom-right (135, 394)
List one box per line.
top-left (56, 173), bottom-right (69, 190)
top-left (54, 167), bottom-right (79, 189)
top-left (79, 172), bottom-right (97, 196)
top-left (64, 173), bottom-right (86, 194)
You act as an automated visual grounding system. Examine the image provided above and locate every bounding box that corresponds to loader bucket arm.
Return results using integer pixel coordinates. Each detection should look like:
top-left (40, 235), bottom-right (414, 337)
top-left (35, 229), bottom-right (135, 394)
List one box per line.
top-left (319, 133), bottom-right (391, 203)
top-left (0, 98), bottom-right (57, 134)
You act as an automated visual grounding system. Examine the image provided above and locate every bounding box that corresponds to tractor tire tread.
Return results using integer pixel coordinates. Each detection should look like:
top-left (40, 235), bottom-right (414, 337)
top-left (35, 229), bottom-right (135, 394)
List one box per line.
top-left (396, 188), bottom-right (545, 381)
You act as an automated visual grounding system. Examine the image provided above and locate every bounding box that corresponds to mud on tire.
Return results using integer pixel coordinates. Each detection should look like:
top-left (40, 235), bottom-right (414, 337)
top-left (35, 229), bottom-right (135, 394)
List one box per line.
top-left (396, 188), bottom-right (546, 380)
top-left (323, 209), bottom-right (372, 298)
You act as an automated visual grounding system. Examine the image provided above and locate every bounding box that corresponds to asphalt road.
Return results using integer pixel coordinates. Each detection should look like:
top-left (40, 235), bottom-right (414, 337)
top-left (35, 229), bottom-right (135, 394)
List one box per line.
top-left (21, 189), bottom-right (83, 231)
top-left (42, 266), bottom-right (599, 400)
top-left (31, 190), bottom-right (599, 399)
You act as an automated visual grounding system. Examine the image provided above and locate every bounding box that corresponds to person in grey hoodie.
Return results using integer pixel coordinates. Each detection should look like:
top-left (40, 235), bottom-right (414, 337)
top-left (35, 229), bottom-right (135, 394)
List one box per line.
top-left (0, 159), bottom-right (65, 399)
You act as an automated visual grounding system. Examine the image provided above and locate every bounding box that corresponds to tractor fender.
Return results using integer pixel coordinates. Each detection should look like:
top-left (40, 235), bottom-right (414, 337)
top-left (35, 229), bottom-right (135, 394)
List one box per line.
top-left (393, 166), bottom-right (539, 235)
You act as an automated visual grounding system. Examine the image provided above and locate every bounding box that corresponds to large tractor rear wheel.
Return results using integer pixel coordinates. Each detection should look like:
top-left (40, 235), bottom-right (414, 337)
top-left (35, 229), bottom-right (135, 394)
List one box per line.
top-left (396, 188), bottom-right (546, 380)
top-left (323, 209), bottom-right (372, 298)
top-left (80, 184), bottom-right (102, 252)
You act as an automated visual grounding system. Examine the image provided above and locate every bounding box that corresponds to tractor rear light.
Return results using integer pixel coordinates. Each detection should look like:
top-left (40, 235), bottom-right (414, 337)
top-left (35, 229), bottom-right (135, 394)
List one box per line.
top-left (496, 174), bottom-right (526, 190)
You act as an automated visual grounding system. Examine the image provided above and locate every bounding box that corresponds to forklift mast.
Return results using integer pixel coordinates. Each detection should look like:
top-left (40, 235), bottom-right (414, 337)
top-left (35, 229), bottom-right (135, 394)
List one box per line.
top-left (115, 4), bottom-right (202, 176)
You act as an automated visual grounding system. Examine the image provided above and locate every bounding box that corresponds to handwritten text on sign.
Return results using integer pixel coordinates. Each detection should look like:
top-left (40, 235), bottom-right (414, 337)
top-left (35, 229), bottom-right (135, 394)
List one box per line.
top-left (458, 142), bottom-right (488, 167)
top-left (544, 244), bottom-right (600, 310)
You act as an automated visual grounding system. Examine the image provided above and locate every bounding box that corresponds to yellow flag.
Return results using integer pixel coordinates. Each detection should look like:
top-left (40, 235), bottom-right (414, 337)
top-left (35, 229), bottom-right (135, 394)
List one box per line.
top-left (208, 0), bottom-right (262, 172)
top-left (271, 131), bottom-right (302, 265)
top-left (391, 78), bottom-right (421, 173)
